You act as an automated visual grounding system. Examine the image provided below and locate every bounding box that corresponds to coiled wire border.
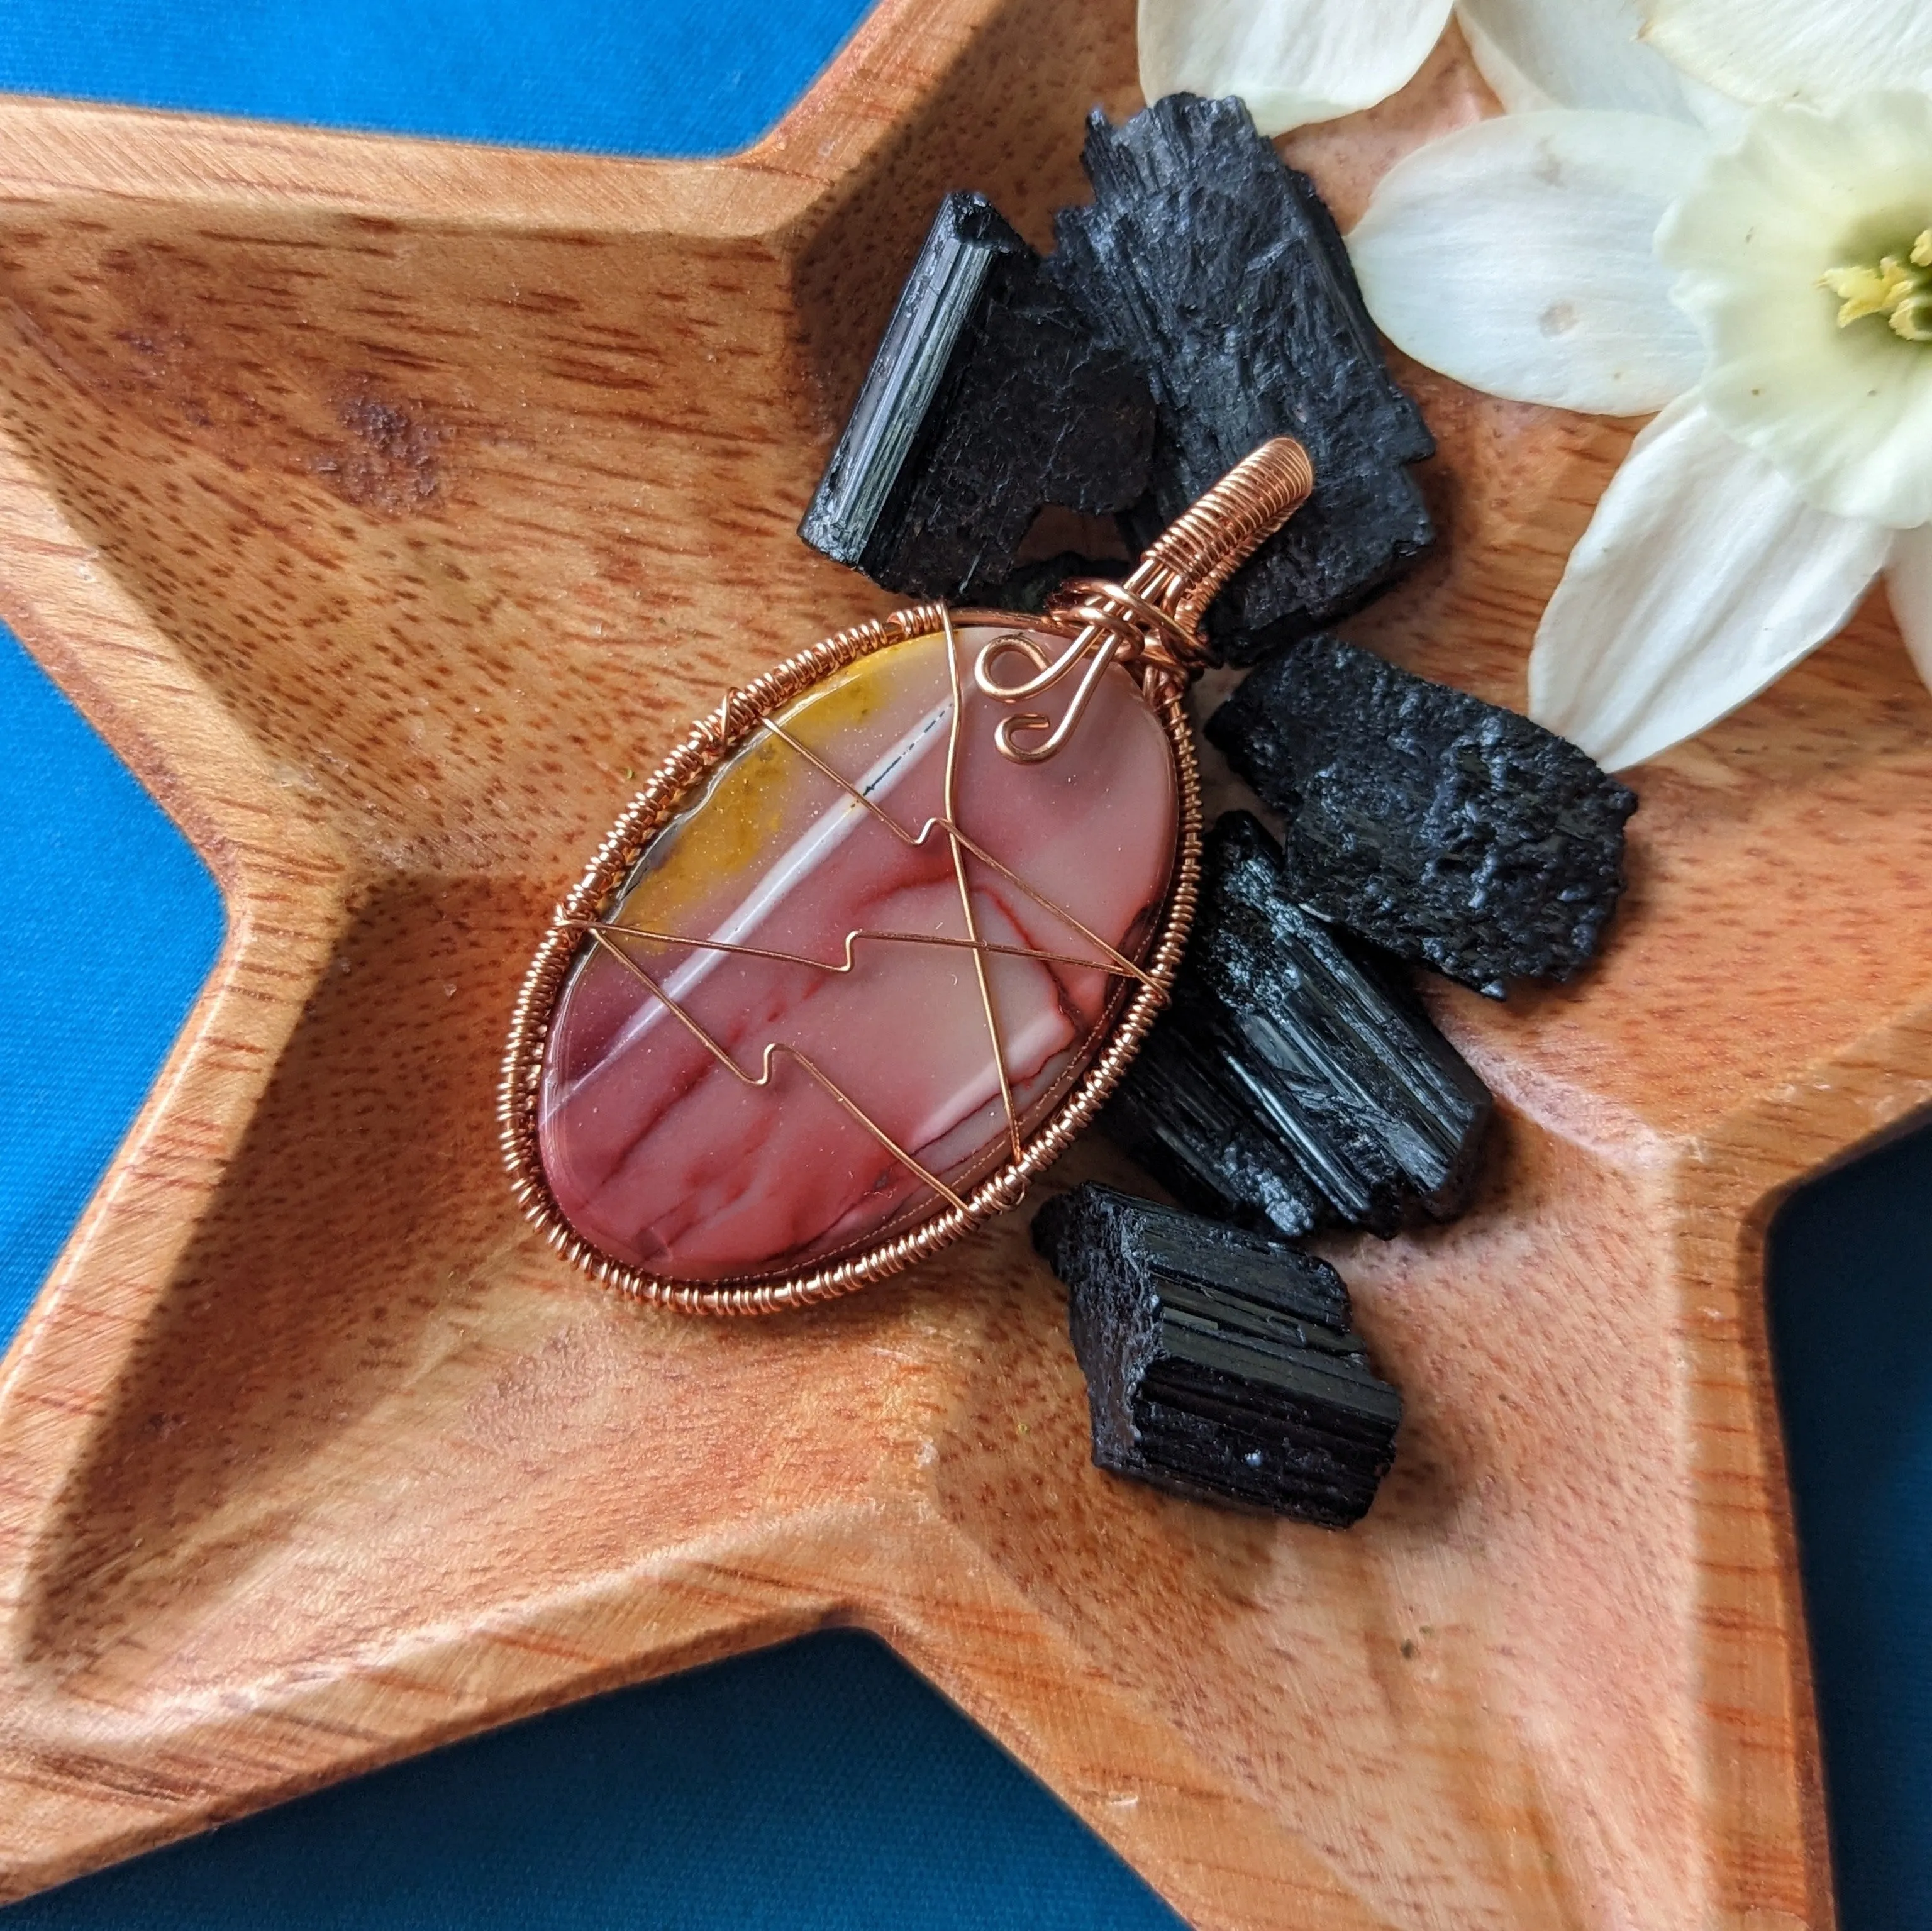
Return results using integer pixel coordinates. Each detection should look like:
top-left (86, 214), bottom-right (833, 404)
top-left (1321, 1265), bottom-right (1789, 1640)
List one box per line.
top-left (498, 602), bottom-right (1203, 1317)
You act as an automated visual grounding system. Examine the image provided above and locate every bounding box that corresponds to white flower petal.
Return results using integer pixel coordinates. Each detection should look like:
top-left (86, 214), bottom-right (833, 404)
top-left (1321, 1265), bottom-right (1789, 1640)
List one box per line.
top-left (1347, 111), bottom-right (1708, 414)
top-left (1137, 0), bottom-right (1455, 135)
top-left (1673, 72), bottom-right (1752, 146)
top-left (1882, 524), bottom-right (1932, 692)
top-left (1529, 396), bottom-right (1892, 768)
top-left (1454, 0), bottom-right (1696, 118)
top-left (1643, 0), bottom-right (1932, 108)
top-left (1660, 94), bottom-right (1932, 528)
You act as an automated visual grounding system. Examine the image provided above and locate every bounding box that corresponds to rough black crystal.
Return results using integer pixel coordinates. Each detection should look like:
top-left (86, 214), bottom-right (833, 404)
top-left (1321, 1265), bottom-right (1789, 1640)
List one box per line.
top-left (1104, 1019), bottom-right (1325, 1241)
top-left (1104, 812), bottom-right (1492, 1239)
top-left (1208, 636), bottom-right (1639, 997)
top-left (1033, 1183), bottom-right (1402, 1524)
top-left (800, 192), bottom-right (1154, 600)
top-left (982, 550), bottom-right (1114, 616)
top-left (1051, 95), bottom-right (1435, 660)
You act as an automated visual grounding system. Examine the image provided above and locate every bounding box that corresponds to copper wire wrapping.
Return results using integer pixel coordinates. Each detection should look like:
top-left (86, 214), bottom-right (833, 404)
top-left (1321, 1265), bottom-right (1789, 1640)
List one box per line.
top-left (973, 436), bottom-right (1314, 761)
top-left (498, 604), bottom-right (1202, 1316)
top-left (499, 438), bottom-right (1313, 1315)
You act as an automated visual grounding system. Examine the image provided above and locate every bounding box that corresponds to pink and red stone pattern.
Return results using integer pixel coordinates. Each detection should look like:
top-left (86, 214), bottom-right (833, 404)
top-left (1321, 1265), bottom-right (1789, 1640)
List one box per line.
top-left (536, 624), bottom-right (1178, 1282)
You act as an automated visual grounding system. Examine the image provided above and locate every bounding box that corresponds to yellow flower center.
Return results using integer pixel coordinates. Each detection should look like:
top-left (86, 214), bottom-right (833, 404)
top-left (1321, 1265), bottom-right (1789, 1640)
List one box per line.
top-left (1820, 229), bottom-right (1932, 341)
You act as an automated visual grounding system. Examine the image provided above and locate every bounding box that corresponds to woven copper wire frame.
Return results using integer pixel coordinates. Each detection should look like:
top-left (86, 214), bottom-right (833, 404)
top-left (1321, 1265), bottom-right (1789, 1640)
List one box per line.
top-left (498, 438), bottom-right (1310, 1317)
top-left (498, 602), bottom-right (1199, 1316)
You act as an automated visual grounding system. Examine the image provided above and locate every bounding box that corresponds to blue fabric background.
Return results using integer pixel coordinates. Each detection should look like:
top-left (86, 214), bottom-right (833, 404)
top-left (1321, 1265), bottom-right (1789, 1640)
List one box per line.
top-left (0, 4), bottom-right (1924, 1924)
top-left (0, 0), bottom-right (869, 155)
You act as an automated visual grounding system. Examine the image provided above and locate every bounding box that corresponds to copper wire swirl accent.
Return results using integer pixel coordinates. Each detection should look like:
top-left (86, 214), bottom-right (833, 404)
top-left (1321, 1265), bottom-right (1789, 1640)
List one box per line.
top-left (974, 435), bottom-right (1316, 761)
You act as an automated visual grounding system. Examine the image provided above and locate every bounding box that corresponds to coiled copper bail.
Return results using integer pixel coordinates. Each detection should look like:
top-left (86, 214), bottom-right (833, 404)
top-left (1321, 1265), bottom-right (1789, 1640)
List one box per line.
top-left (973, 436), bottom-right (1316, 762)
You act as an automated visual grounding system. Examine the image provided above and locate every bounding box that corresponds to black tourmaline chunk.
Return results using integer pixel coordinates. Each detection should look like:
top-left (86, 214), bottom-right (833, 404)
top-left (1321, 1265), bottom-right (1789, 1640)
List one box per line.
top-left (1104, 812), bottom-right (1492, 1239)
top-left (1051, 95), bottom-right (1435, 661)
top-left (1208, 636), bottom-right (1640, 997)
top-left (799, 192), bottom-right (1155, 600)
top-left (1033, 1183), bottom-right (1401, 1524)
top-left (982, 550), bottom-right (1115, 616)
top-left (1105, 1020), bottom-right (1326, 1241)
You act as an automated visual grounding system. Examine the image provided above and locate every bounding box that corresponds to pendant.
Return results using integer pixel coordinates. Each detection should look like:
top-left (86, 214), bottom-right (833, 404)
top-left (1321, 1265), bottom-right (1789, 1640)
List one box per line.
top-left (500, 439), bottom-right (1314, 1313)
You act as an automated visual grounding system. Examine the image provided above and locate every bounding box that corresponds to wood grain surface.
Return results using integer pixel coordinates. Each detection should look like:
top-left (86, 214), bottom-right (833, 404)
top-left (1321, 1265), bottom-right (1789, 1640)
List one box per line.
top-left (0, 5), bottom-right (1926, 1923)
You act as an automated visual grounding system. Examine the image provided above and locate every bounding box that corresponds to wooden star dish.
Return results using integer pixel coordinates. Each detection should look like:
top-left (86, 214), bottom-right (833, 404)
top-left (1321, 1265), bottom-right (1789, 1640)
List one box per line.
top-left (1, 1), bottom-right (1927, 1922)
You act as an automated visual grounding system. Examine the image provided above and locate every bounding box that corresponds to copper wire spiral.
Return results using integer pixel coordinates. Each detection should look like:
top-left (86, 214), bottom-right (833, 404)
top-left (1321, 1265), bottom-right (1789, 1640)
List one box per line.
top-left (974, 436), bottom-right (1315, 760)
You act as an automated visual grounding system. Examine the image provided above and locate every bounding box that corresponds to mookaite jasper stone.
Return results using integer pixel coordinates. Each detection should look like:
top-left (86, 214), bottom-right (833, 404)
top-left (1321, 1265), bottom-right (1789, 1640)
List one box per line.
top-left (538, 626), bottom-right (1178, 1281)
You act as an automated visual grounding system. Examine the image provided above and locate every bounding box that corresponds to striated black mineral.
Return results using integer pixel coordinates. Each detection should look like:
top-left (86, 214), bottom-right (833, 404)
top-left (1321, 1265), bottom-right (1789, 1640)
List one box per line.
top-left (799, 192), bottom-right (1153, 600)
top-left (1104, 1019), bottom-right (1326, 1241)
top-left (1051, 94), bottom-right (1435, 660)
top-left (1208, 635), bottom-right (1639, 997)
top-left (1033, 1182), bottom-right (1402, 1524)
top-left (1104, 812), bottom-right (1492, 1239)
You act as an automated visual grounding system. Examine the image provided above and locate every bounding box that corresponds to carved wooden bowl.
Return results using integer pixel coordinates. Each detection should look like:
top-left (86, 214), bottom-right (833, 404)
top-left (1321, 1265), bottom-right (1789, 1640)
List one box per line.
top-left (2, 3), bottom-right (1926, 1923)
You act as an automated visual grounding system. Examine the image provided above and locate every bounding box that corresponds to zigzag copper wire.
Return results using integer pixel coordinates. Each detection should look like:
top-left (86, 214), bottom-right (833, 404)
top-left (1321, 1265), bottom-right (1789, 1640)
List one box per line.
top-left (753, 716), bottom-right (1157, 988)
top-left (565, 602), bottom-right (1157, 1217)
top-left (583, 919), bottom-right (1135, 983)
top-left (565, 750), bottom-right (1160, 1235)
top-left (580, 926), bottom-right (972, 1214)
top-left (499, 600), bottom-right (1202, 1317)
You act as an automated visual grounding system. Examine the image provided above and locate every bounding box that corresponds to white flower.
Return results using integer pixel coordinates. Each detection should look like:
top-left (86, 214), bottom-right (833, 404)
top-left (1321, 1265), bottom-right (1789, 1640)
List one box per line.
top-left (1643, 0), bottom-right (1932, 112)
top-left (1138, 0), bottom-right (1704, 136)
top-left (1140, 0), bottom-right (1932, 768)
top-left (1346, 109), bottom-right (1709, 416)
top-left (1138, 0), bottom-right (1456, 135)
top-left (1662, 93), bottom-right (1932, 528)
